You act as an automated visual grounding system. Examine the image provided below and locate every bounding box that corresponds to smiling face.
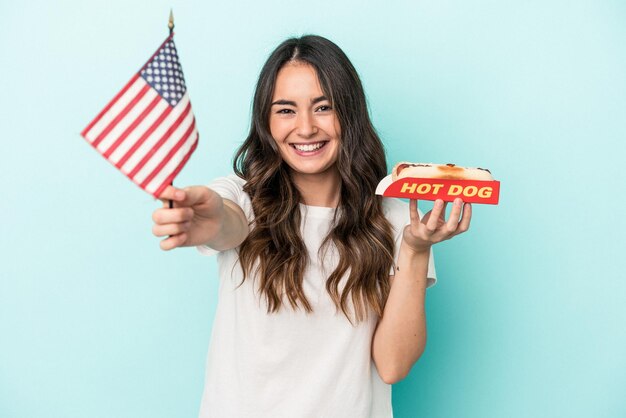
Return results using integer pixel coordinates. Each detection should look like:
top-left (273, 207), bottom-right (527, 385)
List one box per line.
top-left (269, 62), bottom-right (341, 184)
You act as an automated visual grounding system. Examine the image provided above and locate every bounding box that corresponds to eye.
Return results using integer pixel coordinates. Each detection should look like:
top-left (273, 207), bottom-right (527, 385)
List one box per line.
top-left (316, 105), bottom-right (332, 112)
top-left (276, 108), bottom-right (295, 114)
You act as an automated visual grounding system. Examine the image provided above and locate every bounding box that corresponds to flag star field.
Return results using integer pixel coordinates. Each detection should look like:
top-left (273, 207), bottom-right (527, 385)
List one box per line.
top-left (140, 41), bottom-right (187, 107)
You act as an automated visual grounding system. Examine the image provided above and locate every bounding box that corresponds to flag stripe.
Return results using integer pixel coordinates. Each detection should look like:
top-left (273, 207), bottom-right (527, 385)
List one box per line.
top-left (81, 73), bottom-right (140, 138)
top-left (146, 129), bottom-right (198, 196)
top-left (148, 128), bottom-right (198, 194)
top-left (92, 83), bottom-right (151, 148)
top-left (127, 101), bottom-right (192, 180)
top-left (103, 93), bottom-right (162, 159)
top-left (140, 119), bottom-right (196, 189)
top-left (83, 76), bottom-right (146, 143)
top-left (151, 135), bottom-right (199, 198)
top-left (109, 100), bottom-right (171, 165)
top-left (97, 87), bottom-right (158, 154)
top-left (132, 105), bottom-right (194, 184)
top-left (114, 104), bottom-right (174, 169)
top-left (119, 93), bottom-right (190, 173)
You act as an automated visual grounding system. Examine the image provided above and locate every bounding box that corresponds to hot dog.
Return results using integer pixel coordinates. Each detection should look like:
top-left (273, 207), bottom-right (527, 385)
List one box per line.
top-left (392, 162), bottom-right (494, 182)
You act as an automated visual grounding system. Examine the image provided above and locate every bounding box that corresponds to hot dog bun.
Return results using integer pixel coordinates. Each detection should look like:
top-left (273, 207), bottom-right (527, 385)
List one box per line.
top-left (392, 162), bottom-right (494, 181)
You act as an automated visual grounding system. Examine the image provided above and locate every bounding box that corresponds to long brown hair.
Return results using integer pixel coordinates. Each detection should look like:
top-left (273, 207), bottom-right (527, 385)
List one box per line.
top-left (233, 35), bottom-right (395, 324)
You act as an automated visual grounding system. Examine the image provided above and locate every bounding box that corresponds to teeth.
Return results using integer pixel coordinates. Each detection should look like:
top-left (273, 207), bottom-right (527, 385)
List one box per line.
top-left (293, 142), bottom-right (324, 152)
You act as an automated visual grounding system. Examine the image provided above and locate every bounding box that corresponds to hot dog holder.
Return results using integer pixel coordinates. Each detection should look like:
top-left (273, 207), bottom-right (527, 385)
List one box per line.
top-left (375, 175), bottom-right (500, 205)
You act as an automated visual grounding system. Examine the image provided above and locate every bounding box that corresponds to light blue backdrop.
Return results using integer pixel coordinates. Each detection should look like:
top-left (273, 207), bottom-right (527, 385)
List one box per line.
top-left (1, 1), bottom-right (625, 417)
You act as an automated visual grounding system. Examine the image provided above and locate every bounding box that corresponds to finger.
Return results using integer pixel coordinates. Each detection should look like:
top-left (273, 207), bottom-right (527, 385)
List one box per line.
top-left (445, 198), bottom-right (463, 234)
top-left (152, 221), bottom-right (191, 237)
top-left (152, 207), bottom-right (194, 225)
top-left (157, 185), bottom-right (186, 205)
top-left (176, 186), bottom-right (211, 208)
top-left (456, 202), bottom-right (472, 234)
top-left (409, 199), bottom-right (421, 223)
top-left (426, 199), bottom-right (445, 234)
top-left (160, 232), bottom-right (188, 251)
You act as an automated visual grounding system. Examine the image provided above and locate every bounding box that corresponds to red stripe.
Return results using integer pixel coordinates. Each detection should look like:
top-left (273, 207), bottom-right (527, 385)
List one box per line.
top-left (81, 73), bottom-right (141, 138)
top-left (127, 102), bottom-right (192, 178)
top-left (139, 117), bottom-right (197, 189)
top-left (115, 105), bottom-right (174, 170)
top-left (91, 83), bottom-right (151, 148)
top-left (151, 135), bottom-right (199, 198)
top-left (102, 94), bottom-right (162, 159)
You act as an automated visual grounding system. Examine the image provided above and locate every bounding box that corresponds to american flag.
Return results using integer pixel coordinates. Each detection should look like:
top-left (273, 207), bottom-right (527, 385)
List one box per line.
top-left (81, 35), bottom-right (199, 198)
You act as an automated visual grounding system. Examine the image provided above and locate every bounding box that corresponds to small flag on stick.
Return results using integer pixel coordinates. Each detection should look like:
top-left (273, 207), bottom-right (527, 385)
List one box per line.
top-left (81, 33), bottom-right (199, 198)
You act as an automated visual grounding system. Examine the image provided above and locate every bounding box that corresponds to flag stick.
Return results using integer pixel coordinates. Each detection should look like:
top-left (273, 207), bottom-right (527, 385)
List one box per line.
top-left (168, 9), bottom-right (175, 208)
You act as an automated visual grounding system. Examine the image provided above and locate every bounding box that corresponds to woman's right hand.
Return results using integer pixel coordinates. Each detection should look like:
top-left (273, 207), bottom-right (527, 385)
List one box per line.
top-left (152, 185), bottom-right (225, 251)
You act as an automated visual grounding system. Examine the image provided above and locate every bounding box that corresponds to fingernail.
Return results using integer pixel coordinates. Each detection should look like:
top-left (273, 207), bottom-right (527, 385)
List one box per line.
top-left (174, 190), bottom-right (184, 199)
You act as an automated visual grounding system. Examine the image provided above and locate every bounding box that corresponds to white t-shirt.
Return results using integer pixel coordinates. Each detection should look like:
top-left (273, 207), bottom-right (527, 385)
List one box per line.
top-left (197, 175), bottom-right (436, 418)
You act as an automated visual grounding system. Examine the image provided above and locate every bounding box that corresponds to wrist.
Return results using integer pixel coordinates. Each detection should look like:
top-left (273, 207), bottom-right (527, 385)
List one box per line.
top-left (394, 243), bottom-right (430, 287)
top-left (401, 239), bottom-right (431, 258)
top-left (400, 240), bottom-right (431, 258)
top-left (401, 225), bottom-right (433, 255)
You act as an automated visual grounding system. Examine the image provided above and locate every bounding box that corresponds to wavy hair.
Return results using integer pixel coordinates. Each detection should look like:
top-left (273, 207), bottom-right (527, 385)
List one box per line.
top-left (233, 35), bottom-right (395, 324)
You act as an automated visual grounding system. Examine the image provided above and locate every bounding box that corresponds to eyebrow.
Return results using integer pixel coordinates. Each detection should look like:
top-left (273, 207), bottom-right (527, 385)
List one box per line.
top-left (271, 96), bottom-right (328, 106)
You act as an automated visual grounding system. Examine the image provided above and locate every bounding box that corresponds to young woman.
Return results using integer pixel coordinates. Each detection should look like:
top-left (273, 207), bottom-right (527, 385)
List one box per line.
top-left (152, 35), bottom-right (471, 418)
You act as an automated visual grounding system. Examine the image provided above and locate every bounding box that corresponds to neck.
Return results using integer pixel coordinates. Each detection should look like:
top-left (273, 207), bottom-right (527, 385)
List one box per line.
top-left (291, 168), bottom-right (341, 208)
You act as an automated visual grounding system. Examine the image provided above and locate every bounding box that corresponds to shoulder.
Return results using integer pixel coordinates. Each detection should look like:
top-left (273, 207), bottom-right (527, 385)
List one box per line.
top-left (207, 174), bottom-right (248, 198)
top-left (382, 197), bottom-right (410, 225)
top-left (208, 174), bottom-right (247, 191)
top-left (382, 197), bottom-right (426, 232)
top-left (382, 196), bottom-right (408, 214)
top-left (208, 174), bottom-right (254, 222)
top-left (381, 198), bottom-right (409, 240)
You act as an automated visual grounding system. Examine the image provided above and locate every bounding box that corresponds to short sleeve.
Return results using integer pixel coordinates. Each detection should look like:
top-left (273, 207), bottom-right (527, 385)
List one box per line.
top-left (384, 199), bottom-right (437, 288)
top-left (196, 174), bottom-right (253, 257)
top-left (388, 217), bottom-right (437, 288)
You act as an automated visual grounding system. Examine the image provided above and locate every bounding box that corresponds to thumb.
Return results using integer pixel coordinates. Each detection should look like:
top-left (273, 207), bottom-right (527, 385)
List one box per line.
top-left (158, 185), bottom-right (211, 208)
top-left (177, 185), bottom-right (211, 208)
top-left (157, 185), bottom-right (186, 204)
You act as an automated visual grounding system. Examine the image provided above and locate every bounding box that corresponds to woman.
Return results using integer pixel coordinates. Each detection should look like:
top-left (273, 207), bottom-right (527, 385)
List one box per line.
top-left (152, 35), bottom-right (470, 418)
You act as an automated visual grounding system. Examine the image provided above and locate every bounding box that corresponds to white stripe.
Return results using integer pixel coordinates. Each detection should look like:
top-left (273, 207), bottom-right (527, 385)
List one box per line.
top-left (132, 105), bottom-right (195, 184)
top-left (108, 99), bottom-right (170, 165)
top-left (84, 77), bottom-right (147, 142)
top-left (145, 128), bottom-right (198, 194)
top-left (120, 92), bottom-right (191, 175)
top-left (96, 88), bottom-right (159, 154)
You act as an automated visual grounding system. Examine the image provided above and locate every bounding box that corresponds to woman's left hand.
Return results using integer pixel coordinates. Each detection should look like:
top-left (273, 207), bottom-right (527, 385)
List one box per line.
top-left (403, 198), bottom-right (472, 253)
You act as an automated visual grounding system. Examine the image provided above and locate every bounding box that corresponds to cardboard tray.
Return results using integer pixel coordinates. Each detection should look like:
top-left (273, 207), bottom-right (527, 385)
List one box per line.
top-left (375, 175), bottom-right (500, 205)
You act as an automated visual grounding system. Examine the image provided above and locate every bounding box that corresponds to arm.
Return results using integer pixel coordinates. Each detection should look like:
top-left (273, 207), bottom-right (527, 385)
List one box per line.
top-left (152, 186), bottom-right (249, 251)
top-left (372, 198), bottom-right (471, 384)
top-left (371, 244), bottom-right (429, 384)
top-left (205, 198), bottom-right (249, 250)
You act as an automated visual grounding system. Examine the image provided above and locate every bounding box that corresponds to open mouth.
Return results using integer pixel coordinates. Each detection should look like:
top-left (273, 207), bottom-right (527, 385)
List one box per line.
top-left (290, 141), bottom-right (329, 153)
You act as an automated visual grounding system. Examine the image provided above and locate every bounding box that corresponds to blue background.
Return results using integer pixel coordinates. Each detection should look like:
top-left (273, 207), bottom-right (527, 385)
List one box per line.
top-left (2, 1), bottom-right (625, 417)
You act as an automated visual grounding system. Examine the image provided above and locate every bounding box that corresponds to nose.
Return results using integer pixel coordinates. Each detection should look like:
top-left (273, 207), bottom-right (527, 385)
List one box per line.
top-left (295, 112), bottom-right (317, 138)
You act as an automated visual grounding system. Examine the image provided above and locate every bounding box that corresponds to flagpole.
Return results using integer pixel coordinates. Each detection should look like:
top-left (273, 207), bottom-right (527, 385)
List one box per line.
top-left (168, 9), bottom-right (175, 209)
top-left (168, 9), bottom-right (174, 36)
